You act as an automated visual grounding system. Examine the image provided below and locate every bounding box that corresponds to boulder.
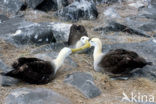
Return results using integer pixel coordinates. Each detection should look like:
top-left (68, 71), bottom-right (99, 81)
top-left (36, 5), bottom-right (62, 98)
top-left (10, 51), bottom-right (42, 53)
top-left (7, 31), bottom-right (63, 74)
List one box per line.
top-left (0, 15), bottom-right (9, 23)
top-left (0, 0), bottom-right (26, 14)
top-left (5, 88), bottom-right (72, 104)
top-left (49, 22), bottom-right (72, 43)
top-left (94, 21), bottom-right (150, 37)
top-left (0, 75), bottom-right (20, 86)
top-left (26, 0), bottom-right (44, 9)
top-left (104, 7), bottom-right (121, 19)
top-left (0, 59), bottom-right (19, 86)
top-left (0, 17), bottom-right (73, 46)
top-left (130, 65), bottom-right (156, 81)
top-left (151, 0), bottom-right (156, 8)
top-left (56, 0), bottom-right (98, 22)
top-left (94, 0), bottom-right (122, 5)
top-left (36, 0), bottom-right (69, 11)
top-left (0, 59), bottom-right (12, 72)
top-left (140, 7), bottom-right (156, 20)
top-left (0, 17), bottom-right (88, 47)
top-left (64, 72), bottom-right (101, 98)
top-left (0, 17), bottom-right (56, 45)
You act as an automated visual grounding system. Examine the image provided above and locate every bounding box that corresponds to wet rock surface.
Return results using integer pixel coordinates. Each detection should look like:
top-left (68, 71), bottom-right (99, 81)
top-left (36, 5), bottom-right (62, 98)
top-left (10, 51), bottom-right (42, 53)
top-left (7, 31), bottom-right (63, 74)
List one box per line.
top-left (56, 0), bottom-right (98, 22)
top-left (5, 88), bottom-right (72, 104)
top-left (64, 72), bottom-right (101, 98)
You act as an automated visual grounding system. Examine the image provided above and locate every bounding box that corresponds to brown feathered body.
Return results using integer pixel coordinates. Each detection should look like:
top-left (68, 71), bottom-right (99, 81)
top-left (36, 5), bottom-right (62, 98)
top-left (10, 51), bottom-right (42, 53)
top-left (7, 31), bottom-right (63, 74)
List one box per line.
top-left (4, 57), bottom-right (55, 84)
top-left (97, 49), bottom-right (151, 74)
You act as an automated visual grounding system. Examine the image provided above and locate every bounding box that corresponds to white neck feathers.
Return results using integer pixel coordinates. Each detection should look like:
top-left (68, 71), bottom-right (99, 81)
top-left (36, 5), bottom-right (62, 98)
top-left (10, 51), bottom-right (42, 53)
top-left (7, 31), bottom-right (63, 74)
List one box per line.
top-left (93, 42), bottom-right (103, 61)
top-left (53, 50), bottom-right (68, 74)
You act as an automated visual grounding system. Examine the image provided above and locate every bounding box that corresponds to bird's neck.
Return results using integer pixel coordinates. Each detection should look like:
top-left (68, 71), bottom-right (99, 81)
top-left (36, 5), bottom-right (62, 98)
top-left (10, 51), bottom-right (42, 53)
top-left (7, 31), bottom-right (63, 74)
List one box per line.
top-left (53, 52), bottom-right (67, 74)
top-left (93, 45), bottom-right (102, 61)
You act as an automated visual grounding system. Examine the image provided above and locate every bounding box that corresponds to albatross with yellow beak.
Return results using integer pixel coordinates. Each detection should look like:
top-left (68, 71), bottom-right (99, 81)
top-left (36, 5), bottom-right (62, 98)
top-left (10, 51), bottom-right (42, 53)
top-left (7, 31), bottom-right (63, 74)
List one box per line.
top-left (2, 42), bottom-right (90, 84)
top-left (80, 37), bottom-right (152, 75)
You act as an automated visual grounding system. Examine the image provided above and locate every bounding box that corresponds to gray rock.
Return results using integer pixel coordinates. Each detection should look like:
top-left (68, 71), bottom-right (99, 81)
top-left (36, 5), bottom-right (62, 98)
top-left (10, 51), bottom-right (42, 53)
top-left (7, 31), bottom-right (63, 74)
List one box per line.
top-left (0, 18), bottom-right (56, 45)
top-left (56, 0), bottom-right (98, 22)
top-left (49, 22), bottom-right (72, 43)
top-left (0, 75), bottom-right (20, 86)
top-left (31, 42), bottom-right (68, 54)
top-left (5, 88), bottom-right (72, 104)
top-left (151, 0), bottom-right (156, 8)
top-left (0, 59), bottom-right (12, 72)
top-left (139, 22), bottom-right (156, 31)
top-left (0, 0), bottom-right (26, 14)
top-left (95, 0), bottom-right (122, 5)
top-left (64, 72), bottom-right (101, 98)
top-left (0, 17), bottom-right (78, 46)
top-left (94, 21), bottom-right (150, 37)
top-left (104, 7), bottom-right (121, 19)
top-left (26, 0), bottom-right (44, 9)
top-left (130, 65), bottom-right (156, 81)
top-left (140, 7), bottom-right (156, 20)
top-left (34, 51), bottom-right (77, 69)
top-left (0, 15), bottom-right (9, 23)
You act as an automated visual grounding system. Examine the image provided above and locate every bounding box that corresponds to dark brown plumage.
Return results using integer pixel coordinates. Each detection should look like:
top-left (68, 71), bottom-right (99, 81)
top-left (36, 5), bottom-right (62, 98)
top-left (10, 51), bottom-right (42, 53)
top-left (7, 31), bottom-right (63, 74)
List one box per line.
top-left (4, 57), bottom-right (55, 84)
top-left (98, 49), bottom-right (152, 74)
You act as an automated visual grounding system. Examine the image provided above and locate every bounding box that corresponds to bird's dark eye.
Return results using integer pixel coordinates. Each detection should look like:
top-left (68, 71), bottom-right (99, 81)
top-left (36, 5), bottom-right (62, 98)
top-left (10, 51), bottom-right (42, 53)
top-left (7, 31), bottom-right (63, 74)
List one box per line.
top-left (82, 38), bottom-right (84, 40)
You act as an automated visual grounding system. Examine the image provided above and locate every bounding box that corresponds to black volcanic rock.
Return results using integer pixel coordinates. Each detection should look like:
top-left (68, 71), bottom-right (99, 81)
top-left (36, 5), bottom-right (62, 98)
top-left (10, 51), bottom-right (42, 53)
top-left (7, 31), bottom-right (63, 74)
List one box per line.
top-left (36, 0), bottom-right (69, 11)
top-left (56, 0), bottom-right (98, 22)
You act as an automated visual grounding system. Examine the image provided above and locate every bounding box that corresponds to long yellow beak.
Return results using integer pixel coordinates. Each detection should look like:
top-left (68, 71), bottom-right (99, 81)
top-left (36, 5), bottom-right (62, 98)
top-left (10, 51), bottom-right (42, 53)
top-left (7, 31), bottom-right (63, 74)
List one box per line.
top-left (71, 41), bottom-right (91, 53)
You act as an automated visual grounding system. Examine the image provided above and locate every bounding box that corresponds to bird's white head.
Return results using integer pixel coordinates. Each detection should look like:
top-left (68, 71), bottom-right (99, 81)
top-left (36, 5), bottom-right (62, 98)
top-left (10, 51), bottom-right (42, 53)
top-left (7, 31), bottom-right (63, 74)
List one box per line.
top-left (89, 38), bottom-right (102, 47)
top-left (80, 36), bottom-right (89, 44)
